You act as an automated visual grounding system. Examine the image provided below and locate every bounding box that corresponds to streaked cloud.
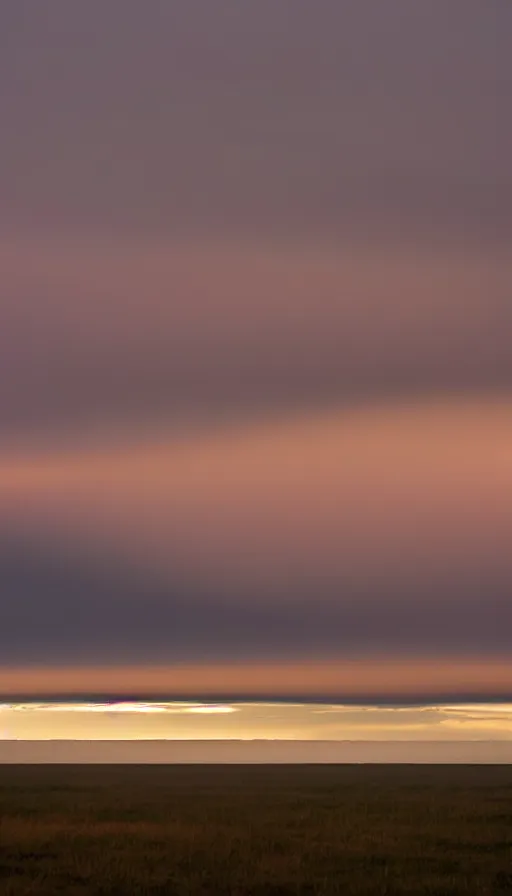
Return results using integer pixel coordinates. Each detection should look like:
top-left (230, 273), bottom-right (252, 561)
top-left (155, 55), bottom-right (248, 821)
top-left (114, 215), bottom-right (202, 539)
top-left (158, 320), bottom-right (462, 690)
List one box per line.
top-left (1, 239), bottom-right (510, 440)
top-left (0, 660), bottom-right (511, 705)
top-left (3, 702), bottom-right (237, 715)
top-left (0, 397), bottom-right (511, 685)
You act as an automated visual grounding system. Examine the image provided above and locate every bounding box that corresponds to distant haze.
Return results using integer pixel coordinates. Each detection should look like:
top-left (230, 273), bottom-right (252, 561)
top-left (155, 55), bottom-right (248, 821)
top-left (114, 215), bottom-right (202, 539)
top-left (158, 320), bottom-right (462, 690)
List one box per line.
top-left (2, 742), bottom-right (512, 765)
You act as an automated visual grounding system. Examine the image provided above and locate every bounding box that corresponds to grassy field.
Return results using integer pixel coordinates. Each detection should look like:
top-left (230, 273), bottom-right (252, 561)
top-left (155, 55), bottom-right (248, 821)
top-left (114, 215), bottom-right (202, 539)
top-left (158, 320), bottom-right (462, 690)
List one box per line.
top-left (0, 764), bottom-right (511, 895)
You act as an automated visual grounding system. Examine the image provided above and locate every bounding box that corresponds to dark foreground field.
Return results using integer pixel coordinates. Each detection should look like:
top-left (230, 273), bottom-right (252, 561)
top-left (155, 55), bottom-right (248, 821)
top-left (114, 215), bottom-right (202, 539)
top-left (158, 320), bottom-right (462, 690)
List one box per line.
top-left (0, 765), bottom-right (511, 895)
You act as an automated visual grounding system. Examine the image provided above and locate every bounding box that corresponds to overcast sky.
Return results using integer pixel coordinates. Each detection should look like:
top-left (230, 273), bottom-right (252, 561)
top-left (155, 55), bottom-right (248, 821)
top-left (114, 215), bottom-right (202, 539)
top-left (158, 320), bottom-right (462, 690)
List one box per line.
top-left (0, 1), bottom-right (510, 709)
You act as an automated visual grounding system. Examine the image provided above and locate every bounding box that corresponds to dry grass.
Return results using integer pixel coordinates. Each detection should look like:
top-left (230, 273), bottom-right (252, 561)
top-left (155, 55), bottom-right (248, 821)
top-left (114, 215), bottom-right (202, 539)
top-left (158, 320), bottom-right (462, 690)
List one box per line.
top-left (0, 764), bottom-right (511, 894)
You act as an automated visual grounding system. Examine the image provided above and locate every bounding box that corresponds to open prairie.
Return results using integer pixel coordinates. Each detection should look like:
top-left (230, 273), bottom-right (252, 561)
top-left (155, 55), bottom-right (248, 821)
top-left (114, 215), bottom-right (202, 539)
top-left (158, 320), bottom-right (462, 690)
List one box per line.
top-left (0, 764), bottom-right (511, 894)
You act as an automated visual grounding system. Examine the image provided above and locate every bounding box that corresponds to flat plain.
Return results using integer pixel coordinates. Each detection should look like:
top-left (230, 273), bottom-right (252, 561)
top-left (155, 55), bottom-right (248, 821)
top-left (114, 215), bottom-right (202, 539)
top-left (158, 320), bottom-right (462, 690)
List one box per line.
top-left (0, 764), bottom-right (511, 895)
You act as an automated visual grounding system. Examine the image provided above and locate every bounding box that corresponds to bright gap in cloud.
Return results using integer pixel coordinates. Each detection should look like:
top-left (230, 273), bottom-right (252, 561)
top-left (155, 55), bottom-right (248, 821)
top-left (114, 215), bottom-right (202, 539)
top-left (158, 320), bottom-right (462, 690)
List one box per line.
top-left (0, 702), bottom-right (511, 742)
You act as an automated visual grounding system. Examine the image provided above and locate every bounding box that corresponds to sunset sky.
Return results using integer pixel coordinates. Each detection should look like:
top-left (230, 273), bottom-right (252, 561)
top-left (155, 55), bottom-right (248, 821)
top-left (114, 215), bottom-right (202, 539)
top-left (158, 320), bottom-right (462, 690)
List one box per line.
top-left (1, 2), bottom-right (510, 758)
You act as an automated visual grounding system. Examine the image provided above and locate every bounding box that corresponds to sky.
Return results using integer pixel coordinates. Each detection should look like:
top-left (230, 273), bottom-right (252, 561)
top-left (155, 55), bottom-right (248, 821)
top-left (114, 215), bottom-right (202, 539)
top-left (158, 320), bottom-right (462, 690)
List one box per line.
top-left (0, 2), bottom-right (511, 755)
top-left (1, 701), bottom-right (511, 764)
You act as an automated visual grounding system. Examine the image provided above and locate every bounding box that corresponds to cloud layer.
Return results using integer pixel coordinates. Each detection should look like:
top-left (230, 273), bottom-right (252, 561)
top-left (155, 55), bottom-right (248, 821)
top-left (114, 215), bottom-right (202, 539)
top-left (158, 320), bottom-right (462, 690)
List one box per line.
top-left (1, 2), bottom-right (510, 701)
